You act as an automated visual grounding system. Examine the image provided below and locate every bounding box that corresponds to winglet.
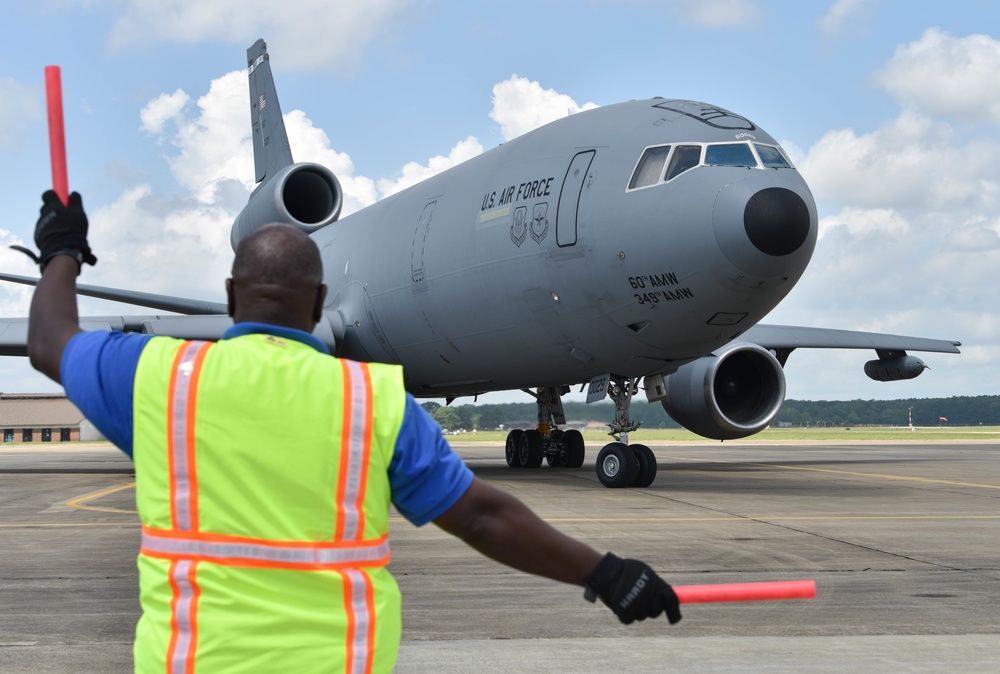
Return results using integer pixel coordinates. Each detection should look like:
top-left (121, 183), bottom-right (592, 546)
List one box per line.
top-left (247, 39), bottom-right (293, 184)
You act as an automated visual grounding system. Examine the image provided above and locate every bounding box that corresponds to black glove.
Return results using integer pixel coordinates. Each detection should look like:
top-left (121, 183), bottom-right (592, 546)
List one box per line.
top-left (11, 190), bottom-right (97, 272)
top-left (584, 552), bottom-right (682, 625)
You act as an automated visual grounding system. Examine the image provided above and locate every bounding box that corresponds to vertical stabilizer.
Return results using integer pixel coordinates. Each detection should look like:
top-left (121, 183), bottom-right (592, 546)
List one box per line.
top-left (247, 39), bottom-right (293, 184)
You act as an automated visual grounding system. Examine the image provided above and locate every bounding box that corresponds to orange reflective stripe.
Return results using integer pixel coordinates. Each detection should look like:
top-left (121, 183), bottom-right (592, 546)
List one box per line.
top-left (342, 569), bottom-right (375, 674)
top-left (164, 340), bottom-right (211, 672)
top-left (336, 360), bottom-right (374, 541)
top-left (141, 526), bottom-right (391, 570)
top-left (167, 559), bottom-right (199, 674)
top-left (185, 342), bottom-right (211, 532)
top-left (166, 341), bottom-right (212, 532)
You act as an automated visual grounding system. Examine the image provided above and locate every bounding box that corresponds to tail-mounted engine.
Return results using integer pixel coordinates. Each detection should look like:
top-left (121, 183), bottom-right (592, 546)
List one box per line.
top-left (656, 342), bottom-right (786, 440)
top-left (231, 163), bottom-right (343, 251)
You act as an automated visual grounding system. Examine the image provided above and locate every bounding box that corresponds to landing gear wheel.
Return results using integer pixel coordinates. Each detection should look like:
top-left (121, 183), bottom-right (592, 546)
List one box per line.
top-left (596, 443), bottom-right (637, 488)
top-left (519, 429), bottom-right (544, 468)
top-left (505, 429), bottom-right (525, 467)
top-left (564, 430), bottom-right (585, 468)
top-left (629, 443), bottom-right (657, 488)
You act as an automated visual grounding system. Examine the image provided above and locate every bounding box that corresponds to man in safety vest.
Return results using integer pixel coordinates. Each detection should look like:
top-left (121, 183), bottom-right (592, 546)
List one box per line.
top-left (24, 191), bottom-right (681, 673)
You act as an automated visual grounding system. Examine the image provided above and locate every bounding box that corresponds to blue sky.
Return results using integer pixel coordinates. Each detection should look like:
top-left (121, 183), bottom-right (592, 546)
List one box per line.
top-left (2, 0), bottom-right (999, 408)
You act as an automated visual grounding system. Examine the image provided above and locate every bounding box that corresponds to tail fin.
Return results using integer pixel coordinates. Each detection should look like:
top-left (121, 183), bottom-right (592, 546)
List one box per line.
top-left (247, 39), bottom-right (293, 184)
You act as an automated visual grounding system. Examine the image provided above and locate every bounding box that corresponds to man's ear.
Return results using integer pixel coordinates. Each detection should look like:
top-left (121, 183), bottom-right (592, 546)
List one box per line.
top-left (312, 284), bottom-right (328, 324)
top-left (226, 278), bottom-right (235, 318)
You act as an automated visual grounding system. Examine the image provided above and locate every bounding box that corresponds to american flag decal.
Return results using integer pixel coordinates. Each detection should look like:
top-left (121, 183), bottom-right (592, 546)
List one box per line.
top-left (259, 94), bottom-right (265, 110)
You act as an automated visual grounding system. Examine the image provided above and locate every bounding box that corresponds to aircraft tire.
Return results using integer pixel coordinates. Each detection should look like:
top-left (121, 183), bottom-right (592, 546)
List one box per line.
top-left (629, 444), bottom-right (657, 488)
top-left (564, 430), bottom-right (585, 468)
top-left (519, 429), bottom-right (544, 468)
top-left (596, 443), bottom-right (636, 488)
top-left (505, 429), bottom-right (525, 467)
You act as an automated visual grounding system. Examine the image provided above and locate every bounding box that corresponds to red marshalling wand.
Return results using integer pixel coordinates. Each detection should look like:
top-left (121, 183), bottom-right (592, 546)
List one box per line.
top-left (674, 579), bottom-right (816, 604)
top-left (45, 65), bottom-right (69, 206)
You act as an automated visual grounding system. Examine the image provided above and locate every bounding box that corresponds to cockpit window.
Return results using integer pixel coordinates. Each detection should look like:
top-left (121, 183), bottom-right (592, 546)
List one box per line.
top-left (704, 143), bottom-right (756, 167)
top-left (665, 145), bottom-right (702, 180)
top-left (627, 140), bottom-right (793, 191)
top-left (755, 143), bottom-right (792, 168)
top-left (628, 145), bottom-right (671, 189)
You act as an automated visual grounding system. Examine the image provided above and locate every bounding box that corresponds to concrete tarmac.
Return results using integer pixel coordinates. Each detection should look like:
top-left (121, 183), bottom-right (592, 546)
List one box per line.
top-left (2, 440), bottom-right (999, 672)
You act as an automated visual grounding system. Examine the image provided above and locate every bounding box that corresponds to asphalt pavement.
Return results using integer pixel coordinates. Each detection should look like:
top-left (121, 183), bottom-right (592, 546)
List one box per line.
top-left (2, 439), bottom-right (999, 672)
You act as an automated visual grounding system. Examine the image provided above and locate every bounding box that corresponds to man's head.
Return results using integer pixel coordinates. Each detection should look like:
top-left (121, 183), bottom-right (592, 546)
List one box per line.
top-left (226, 224), bottom-right (327, 332)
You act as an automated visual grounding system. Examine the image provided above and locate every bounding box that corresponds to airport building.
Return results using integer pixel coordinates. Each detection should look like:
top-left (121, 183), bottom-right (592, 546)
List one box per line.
top-left (0, 394), bottom-right (102, 443)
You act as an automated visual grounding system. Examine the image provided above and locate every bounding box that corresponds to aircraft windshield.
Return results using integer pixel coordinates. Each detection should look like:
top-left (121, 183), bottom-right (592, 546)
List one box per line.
top-left (627, 141), bottom-right (793, 191)
top-left (755, 143), bottom-right (791, 168)
top-left (665, 146), bottom-right (702, 180)
top-left (629, 146), bottom-right (671, 189)
top-left (704, 143), bottom-right (756, 167)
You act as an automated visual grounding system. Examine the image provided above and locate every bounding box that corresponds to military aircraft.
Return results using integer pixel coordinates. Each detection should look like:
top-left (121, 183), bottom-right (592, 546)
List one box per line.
top-left (0, 39), bottom-right (960, 488)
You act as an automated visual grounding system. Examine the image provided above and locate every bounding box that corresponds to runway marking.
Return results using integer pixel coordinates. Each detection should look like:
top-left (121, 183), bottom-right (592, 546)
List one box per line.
top-left (662, 456), bottom-right (1000, 490)
top-left (65, 482), bottom-right (138, 514)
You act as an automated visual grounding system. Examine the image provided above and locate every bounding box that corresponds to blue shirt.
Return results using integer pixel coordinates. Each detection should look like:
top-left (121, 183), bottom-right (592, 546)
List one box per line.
top-left (60, 323), bottom-right (473, 526)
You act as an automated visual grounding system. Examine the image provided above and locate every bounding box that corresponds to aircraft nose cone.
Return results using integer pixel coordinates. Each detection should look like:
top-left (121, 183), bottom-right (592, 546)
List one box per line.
top-left (712, 175), bottom-right (817, 279)
top-left (743, 187), bottom-right (810, 256)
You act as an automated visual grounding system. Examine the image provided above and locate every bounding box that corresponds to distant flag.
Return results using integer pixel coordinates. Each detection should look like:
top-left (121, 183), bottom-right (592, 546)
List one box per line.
top-left (939, 416), bottom-right (948, 421)
top-left (259, 94), bottom-right (266, 110)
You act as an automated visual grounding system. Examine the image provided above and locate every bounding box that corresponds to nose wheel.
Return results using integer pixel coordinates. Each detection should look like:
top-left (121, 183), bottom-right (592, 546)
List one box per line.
top-left (594, 376), bottom-right (658, 488)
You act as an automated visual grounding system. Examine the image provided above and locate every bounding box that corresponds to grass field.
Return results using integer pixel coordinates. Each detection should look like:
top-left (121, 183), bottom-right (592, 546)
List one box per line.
top-left (447, 426), bottom-right (1000, 444)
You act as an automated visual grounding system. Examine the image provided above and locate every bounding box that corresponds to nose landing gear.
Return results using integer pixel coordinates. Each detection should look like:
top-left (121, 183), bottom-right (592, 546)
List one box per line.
top-left (595, 376), bottom-right (657, 488)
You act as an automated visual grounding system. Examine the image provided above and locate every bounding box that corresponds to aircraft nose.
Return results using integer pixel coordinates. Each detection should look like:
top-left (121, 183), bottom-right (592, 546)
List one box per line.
top-left (713, 176), bottom-right (817, 278)
top-left (743, 187), bottom-right (810, 257)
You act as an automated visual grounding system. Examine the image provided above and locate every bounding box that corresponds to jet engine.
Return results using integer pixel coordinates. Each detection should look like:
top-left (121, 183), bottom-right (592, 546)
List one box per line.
top-left (659, 342), bottom-right (786, 440)
top-left (231, 163), bottom-right (343, 251)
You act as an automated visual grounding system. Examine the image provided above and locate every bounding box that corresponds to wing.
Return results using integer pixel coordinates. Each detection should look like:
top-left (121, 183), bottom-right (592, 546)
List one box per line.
top-left (0, 315), bottom-right (238, 356)
top-left (0, 274), bottom-right (340, 356)
top-left (0, 272), bottom-right (227, 315)
top-left (742, 324), bottom-right (961, 355)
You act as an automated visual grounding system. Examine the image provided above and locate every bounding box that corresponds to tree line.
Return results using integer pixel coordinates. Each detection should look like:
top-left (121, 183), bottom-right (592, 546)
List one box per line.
top-left (420, 395), bottom-right (1000, 431)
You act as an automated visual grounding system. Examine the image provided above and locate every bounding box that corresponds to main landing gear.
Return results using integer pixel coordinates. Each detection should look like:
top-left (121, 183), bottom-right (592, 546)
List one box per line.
top-left (502, 377), bottom-right (657, 489)
top-left (504, 386), bottom-right (585, 470)
top-left (594, 376), bottom-right (656, 488)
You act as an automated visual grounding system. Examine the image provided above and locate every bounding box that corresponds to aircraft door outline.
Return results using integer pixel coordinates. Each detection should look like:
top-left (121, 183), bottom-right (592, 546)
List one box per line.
top-left (411, 198), bottom-right (438, 288)
top-left (556, 150), bottom-right (595, 247)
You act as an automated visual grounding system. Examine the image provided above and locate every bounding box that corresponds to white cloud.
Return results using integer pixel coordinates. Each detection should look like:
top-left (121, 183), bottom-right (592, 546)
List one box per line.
top-left (139, 89), bottom-right (191, 135)
top-left (106, 0), bottom-right (416, 73)
top-left (941, 224), bottom-right (1000, 253)
top-left (873, 28), bottom-right (1000, 125)
top-left (672, 0), bottom-right (761, 28)
top-left (0, 76), bottom-right (41, 150)
top-left (770, 29), bottom-right (1000, 399)
top-left (377, 137), bottom-right (483, 198)
top-left (816, 0), bottom-right (869, 37)
top-left (817, 207), bottom-right (908, 241)
top-left (797, 110), bottom-right (1000, 212)
top-left (283, 110), bottom-right (377, 215)
top-left (490, 76), bottom-right (598, 141)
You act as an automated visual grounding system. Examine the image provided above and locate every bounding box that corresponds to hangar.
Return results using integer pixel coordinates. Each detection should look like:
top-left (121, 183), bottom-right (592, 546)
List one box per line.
top-left (0, 394), bottom-right (101, 443)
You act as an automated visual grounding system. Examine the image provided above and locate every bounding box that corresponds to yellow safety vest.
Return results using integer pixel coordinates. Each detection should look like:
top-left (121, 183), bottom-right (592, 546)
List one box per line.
top-left (131, 333), bottom-right (405, 674)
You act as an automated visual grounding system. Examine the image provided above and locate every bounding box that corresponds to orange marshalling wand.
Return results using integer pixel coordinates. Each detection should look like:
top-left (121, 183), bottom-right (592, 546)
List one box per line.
top-left (45, 65), bottom-right (69, 206)
top-left (674, 579), bottom-right (816, 604)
